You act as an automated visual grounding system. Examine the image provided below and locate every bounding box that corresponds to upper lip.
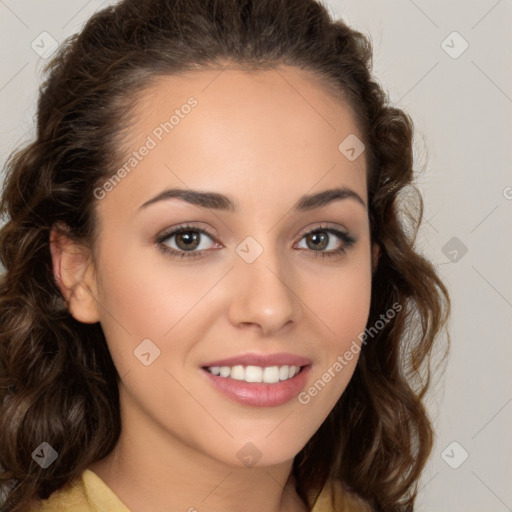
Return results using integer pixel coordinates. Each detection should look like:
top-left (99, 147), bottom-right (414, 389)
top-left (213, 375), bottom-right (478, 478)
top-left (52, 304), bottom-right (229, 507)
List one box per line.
top-left (201, 352), bottom-right (312, 368)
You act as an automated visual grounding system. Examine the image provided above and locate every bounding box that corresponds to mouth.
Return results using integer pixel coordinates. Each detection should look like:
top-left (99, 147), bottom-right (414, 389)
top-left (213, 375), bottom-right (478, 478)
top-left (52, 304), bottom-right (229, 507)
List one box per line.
top-left (200, 353), bottom-right (312, 407)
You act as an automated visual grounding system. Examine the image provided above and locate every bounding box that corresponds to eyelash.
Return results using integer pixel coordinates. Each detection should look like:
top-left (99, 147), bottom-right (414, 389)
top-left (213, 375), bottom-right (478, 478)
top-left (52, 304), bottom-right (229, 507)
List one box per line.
top-left (155, 223), bottom-right (357, 260)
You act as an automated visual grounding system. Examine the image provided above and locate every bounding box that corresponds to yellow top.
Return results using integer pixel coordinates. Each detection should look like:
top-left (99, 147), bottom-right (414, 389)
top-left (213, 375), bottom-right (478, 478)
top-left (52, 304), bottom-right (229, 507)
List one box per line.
top-left (32, 469), bottom-right (371, 512)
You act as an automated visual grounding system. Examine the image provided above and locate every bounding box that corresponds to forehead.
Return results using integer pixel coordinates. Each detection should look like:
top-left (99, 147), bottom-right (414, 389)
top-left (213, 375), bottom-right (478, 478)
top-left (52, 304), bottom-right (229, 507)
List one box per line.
top-left (129, 65), bottom-right (362, 143)
top-left (102, 65), bottom-right (367, 215)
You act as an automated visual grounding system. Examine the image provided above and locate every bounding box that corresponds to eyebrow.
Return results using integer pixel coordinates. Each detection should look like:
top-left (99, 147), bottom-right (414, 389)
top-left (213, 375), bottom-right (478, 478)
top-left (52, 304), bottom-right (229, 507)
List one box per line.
top-left (139, 186), bottom-right (366, 212)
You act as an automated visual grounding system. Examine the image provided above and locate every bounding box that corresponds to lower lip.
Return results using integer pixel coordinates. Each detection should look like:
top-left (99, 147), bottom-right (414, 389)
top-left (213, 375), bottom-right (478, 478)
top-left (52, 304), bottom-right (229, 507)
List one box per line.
top-left (202, 366), bottom-right (311, 407)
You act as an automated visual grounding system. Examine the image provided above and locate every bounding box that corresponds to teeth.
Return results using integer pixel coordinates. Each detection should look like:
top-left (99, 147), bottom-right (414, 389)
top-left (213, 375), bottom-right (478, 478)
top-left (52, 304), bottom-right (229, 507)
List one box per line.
top-left (230, 365), bottom-right (245, 380)
top-left (207, 365), bottom-right (301, 383)
top-left (245, 365), bottom-right (263, 382)
top-left (279, 365), bottom-right (290, 381)
top-left (262, 366), bottom-right (280, 384)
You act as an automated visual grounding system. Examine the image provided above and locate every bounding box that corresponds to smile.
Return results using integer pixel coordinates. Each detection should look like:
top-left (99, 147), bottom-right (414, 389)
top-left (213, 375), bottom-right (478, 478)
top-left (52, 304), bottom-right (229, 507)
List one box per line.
top-left (206, 364), bottom-right (301, 383)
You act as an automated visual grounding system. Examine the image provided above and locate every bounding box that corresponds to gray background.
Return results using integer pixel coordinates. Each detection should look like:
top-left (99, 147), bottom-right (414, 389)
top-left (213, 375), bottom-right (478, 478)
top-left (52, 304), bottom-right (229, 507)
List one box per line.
top-left (1, 1), bottom-right (511, 510)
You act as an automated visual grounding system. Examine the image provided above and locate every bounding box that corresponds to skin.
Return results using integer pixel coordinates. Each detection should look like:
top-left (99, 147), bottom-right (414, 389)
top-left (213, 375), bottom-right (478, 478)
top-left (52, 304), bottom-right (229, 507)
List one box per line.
top-left (50, 65), bottom-right (378, 512)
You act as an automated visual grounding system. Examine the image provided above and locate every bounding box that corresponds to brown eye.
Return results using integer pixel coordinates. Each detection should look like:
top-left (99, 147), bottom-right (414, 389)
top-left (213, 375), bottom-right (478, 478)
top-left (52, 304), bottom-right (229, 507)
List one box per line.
top-left (156, 225), bottom-right (220, 259)
top-left (174, 230), bottom-right (201, 251)
top-left (295, 226), bottom-right (357, 258)
top-left (304, 231), bottom-right (329, 251)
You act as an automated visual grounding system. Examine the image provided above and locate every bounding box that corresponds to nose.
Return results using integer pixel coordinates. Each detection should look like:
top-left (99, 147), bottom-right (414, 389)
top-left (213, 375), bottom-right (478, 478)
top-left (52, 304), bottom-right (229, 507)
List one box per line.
top-left (227, 242), bottom-right (302, 336)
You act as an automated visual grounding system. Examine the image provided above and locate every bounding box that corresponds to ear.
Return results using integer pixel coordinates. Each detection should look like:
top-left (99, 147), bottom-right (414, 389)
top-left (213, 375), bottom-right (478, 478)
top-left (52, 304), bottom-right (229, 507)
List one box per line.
top-left (49, 223), bottom-right (100, 324)
top-left (371, 242), bottom-right (381, 275)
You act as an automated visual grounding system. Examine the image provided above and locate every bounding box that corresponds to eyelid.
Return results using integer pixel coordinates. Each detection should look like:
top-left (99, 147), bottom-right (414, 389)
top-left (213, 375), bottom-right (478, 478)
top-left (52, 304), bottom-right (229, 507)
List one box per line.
top-left (295, 221), bottom-right (350, 239)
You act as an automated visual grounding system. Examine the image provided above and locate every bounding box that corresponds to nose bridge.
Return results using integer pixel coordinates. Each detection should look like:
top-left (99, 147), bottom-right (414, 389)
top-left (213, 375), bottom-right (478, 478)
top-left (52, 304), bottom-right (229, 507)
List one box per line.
top-left (228, 234), bottom-right (300, 333)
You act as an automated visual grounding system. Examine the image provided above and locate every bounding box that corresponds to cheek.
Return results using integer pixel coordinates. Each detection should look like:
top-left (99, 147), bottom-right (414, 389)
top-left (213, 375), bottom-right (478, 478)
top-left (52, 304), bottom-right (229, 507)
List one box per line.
top-left (93, 236), bottom-right (237, 382)
top-left (315, 269), bottom-right (371, 333)
top-left (298, 248), bottom-right (372, 399)
top-left (303, 248), bottom-right (373, 341)
top-left (95, 241), bottom-right (215, 334)
top-left (93, 243), bottom-right (201, 374)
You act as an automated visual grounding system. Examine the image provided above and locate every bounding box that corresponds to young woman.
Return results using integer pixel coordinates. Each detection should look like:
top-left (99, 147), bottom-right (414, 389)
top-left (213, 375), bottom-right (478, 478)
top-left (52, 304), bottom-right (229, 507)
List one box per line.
top-left (0, 0), bottom-right (450, 511)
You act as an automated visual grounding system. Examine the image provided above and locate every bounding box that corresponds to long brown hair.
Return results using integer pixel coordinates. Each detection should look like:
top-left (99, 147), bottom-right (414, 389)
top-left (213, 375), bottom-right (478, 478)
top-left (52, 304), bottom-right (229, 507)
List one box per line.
top-left (0, 1), bottom-right (450, 510)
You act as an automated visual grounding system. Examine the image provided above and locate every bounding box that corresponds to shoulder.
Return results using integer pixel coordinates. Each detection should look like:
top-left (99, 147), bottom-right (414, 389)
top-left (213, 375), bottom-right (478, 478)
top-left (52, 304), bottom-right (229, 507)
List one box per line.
top-left (30, 471), bottom-right (369, 512)
top-left (29, 469), bottom-right (131, 512)
top-left (310, 479), bottom-right (372, 512)
top-left (29, 474), bottom-right (91, 512)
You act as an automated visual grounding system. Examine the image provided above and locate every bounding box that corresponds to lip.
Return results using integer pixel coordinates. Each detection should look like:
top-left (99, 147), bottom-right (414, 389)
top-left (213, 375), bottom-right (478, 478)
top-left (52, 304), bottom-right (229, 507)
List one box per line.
top-left (201, 353), bottom-right (312, 408)
top-left (201, 352), bottom-right (312, 368)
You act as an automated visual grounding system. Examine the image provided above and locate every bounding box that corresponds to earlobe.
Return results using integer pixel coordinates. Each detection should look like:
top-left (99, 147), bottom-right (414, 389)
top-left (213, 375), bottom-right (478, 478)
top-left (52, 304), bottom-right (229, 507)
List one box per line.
top-left (49, 223), bottom-right (100, 324)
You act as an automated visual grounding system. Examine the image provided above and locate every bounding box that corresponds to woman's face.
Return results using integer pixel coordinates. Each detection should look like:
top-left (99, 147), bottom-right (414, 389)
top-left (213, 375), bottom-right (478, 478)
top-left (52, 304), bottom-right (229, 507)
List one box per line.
top-left (83, 66), bottom-right (373, 467)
